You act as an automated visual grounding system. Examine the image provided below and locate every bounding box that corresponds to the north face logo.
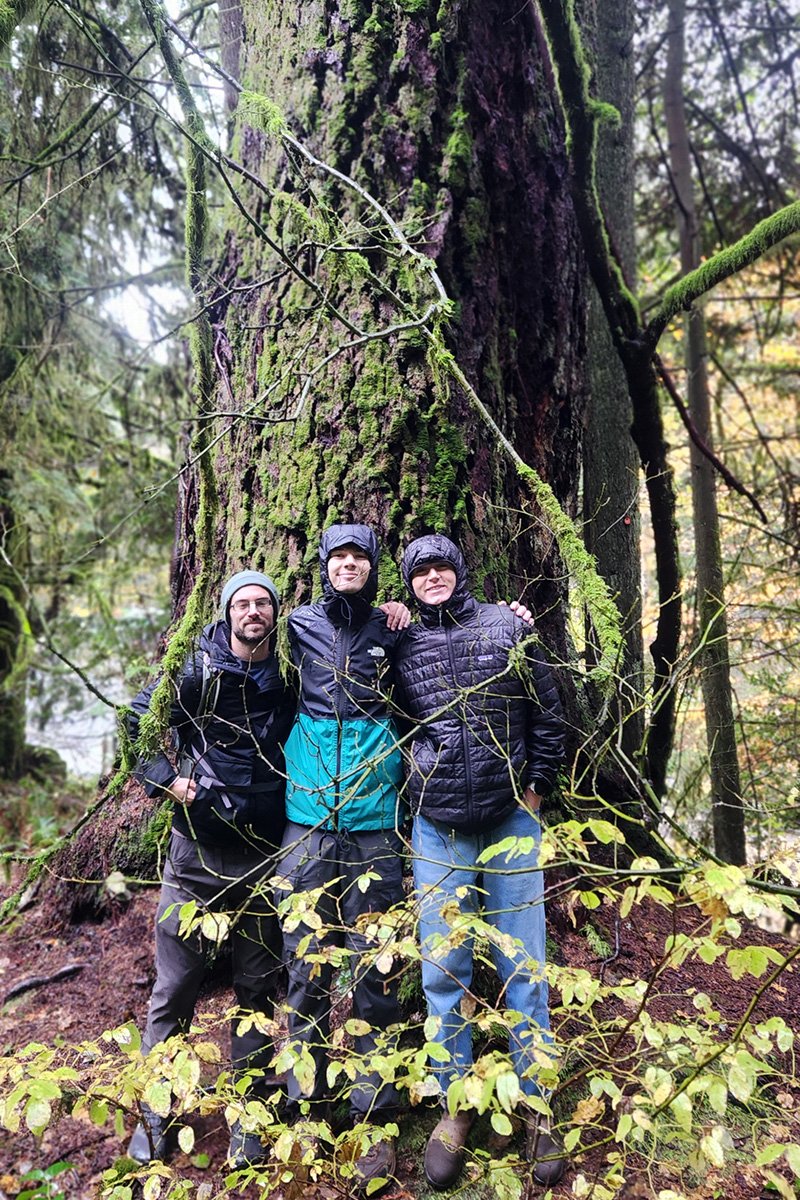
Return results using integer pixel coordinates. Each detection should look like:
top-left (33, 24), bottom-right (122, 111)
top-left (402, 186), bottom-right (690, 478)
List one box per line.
top-left (367, 646), bottom-right (386, 658)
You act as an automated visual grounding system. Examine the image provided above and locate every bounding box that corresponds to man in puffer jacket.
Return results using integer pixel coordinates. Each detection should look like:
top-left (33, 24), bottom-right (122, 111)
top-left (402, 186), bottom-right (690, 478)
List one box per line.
top-left (126, 570), bottom-right (295, 1169)
top-left (395, 534), bottom-right (565, 1190)
top-left (277, 524), bottom-right (406, 1190)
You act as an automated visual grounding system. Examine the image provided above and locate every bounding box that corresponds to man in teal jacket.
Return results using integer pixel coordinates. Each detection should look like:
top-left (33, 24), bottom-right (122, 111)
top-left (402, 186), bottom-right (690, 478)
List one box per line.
top-left (276, 524), bottom-right (405, 1190)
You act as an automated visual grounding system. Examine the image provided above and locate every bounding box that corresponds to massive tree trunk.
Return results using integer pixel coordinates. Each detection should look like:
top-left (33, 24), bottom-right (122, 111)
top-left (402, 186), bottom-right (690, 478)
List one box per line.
top-left (194, 0), bottom-right (586, 651)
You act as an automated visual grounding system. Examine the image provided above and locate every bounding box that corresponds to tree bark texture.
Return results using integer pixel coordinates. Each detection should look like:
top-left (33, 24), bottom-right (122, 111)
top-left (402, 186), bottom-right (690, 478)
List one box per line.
top-left (201, 0), bottom-right (586, 659)
top-left (536, 0), bottom-right (681, 803)
top-left (0, 485), bottom-right (26, 781)
top-left (582, 0), bottom-right (645, 766)
top-left (665, 0), bottom-right (746, 864)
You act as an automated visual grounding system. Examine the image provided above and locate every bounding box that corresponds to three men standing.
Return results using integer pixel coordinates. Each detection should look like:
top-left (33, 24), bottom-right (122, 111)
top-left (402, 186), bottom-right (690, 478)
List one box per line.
top-left (127, 530), bottom-right (564, 1189)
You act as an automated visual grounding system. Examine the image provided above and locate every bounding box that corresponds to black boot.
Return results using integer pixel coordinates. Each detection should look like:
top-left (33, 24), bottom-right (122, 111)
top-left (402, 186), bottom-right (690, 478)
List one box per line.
top-left (228, 1118), bottom-right (268, 1167)
top-left (128, 1104), bottom-right (169, 1163)
top-left (526, 1117), bottom-right (566, 1186)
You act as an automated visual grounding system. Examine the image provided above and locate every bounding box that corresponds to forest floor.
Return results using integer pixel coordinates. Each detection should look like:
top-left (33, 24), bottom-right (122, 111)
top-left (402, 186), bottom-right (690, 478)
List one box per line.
top-left (1, 787), bottom-right (799, 1200)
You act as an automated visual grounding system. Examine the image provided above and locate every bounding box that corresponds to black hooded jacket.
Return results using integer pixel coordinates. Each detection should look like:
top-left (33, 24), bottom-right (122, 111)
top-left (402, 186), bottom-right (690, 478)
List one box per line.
top-left (282, 524), bottom-right (404, 830)
top-left (287, 525), bottom-right (398, 723)
top-left (395, 534), bottom-right (564, 834)
top-left (128, 620), bottom-right (295, 848)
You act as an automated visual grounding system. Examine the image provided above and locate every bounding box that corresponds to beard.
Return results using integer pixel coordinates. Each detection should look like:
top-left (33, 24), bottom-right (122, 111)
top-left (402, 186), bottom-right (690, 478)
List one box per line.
top-left (232, 619), bottom-right (271, 647)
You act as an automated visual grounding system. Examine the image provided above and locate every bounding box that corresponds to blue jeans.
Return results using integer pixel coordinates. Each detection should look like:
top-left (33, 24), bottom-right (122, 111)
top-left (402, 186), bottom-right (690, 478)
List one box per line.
top-left (412, 806), bottom-right (551, 1099)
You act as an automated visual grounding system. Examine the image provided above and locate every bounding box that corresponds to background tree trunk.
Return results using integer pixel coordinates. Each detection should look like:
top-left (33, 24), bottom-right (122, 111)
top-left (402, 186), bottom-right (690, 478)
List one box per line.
top-left (664, 0), bottom-right (746, 865)
top-left (0, 482), bottom-right (26, 781)
top-left (583, 0), bottom-right (645, 772)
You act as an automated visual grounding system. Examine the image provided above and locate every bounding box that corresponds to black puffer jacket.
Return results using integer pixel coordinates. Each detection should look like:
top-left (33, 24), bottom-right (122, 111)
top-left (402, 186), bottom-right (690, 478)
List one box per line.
top-left (395, 534), bottom-right (564, 834)
top-left (129, 621), bottom-right (295, 849)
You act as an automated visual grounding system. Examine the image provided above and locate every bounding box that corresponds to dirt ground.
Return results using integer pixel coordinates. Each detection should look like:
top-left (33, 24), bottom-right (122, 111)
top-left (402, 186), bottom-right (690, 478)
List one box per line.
top-left (0, 866), bottom-right (799, 1200)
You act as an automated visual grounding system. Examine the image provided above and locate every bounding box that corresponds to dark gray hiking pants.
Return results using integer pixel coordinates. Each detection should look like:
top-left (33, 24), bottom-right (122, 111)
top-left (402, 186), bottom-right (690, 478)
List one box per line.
top-left (276, 821), bottom-right (404, 1119)
top-left (143, 830), bottom-right (281, 1086)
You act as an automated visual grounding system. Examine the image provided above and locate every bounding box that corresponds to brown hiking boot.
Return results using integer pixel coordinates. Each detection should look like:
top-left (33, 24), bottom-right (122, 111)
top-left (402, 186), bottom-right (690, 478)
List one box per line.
top-left (353, 1131), bottom-right (396, 1193)
top-left (526, 1116), bottom-right (566, 1186)
top-left (424, 1110), bottom-right (474, 1190)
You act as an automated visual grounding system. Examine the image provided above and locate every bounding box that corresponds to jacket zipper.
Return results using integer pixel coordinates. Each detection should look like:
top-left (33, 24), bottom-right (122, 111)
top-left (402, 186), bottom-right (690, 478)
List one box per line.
top-left (332, 623), bottom-right (351, 831)
top-left (443, 620), bottom-right (474, 829)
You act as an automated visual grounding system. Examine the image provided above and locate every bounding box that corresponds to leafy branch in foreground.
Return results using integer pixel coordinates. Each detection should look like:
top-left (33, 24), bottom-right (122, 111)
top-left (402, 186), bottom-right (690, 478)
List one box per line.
top-left (1, 820), bottom-right (799, 1198)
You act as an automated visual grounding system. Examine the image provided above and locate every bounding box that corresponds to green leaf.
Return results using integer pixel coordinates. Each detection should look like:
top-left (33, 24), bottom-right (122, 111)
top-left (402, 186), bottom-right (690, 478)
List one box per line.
top-left (144, 1079), bottom-right (172, 1118)
top-left (728, 1061), bottom-right (754, 1104)
top-left (425, 1041), bottom-right (452, 1063)
top-left (112, 1022), bottom-right (141, 1053)
top-left (25, 1097), bottom-right (51, 1133)
top-left (706, 1076), bottom-right (727, 1116)
top-left (491, 1112), bottom-right (513, 1136)
top-left (143, 1174), bottom-right (163, 1200)
top-left (669, 1091), bottom-right (692, 1134)
top-left (495, 1071), bottom-right (520, 1113)
top-left (586, 818), bottom-right (624, 844)
top-left (777, 1025), bottom-right (795, 1053)
top-left (178, 1125), bottom-right (195, 1153)
top-left (564, 1126), bottom-right (582, 1153)
top-left (756, 1143), bottom-right (786, 1166)
top-left (477, 836), bottom-right (517, 864)
top-left (785, 1143), bottom-right (800, 1176)
top-left (697, 940), bottom-right (724, 964)
top-left (727, 945), bottom-right (770, 980)
top-left (700, 1131), bottom-right (725, 1168)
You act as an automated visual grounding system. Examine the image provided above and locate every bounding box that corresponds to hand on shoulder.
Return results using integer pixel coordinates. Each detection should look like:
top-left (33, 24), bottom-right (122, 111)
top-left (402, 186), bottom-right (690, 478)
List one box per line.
top-left (380, 600), bottom-right (412, 630)
top-left (498, 598), bottom-right (535, 626)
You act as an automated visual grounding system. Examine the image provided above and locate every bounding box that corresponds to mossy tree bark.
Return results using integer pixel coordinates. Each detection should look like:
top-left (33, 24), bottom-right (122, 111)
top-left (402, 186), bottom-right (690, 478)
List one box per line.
top-left (582, 0), bottom-right (645, 775)
top-left (196, 0), bottom-right (585, 650)
top-left (22, 0), bottom-right (669, 924)
top-left (0, 482), bottom-right (26, 781)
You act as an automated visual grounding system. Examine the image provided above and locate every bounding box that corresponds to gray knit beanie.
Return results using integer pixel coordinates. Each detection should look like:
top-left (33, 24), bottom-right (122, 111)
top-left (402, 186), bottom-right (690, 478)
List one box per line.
top-left (220, 570), bottom-right (280, 622)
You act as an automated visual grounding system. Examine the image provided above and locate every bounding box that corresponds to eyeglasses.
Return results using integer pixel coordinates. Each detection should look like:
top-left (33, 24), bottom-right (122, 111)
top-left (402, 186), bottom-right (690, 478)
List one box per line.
top-left (230, 598), bottom-right (273, 613)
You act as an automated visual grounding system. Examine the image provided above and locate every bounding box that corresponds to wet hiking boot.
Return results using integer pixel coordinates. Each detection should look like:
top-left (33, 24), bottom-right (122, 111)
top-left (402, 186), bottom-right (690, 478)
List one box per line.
top-left (128, 1104), bottom-right (169, 1163)
top-left (424, 1110), bottom-right (474, 1190)
top-left (526, 1116), bottom-right (566, 1186)
top-left (353, 1131), bottom-right (396, 1193)
top-left (228, 1118), bottom-right (268, 1168)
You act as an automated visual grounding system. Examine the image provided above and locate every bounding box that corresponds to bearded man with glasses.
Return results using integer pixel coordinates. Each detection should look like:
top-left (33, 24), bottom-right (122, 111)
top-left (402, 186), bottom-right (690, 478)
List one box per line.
top-left (125, 570), bottom-right (295, 1168)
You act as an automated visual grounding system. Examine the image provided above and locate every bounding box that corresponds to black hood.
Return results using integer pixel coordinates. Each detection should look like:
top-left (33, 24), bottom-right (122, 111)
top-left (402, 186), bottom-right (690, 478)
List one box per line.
top-left (318, 523), bottom-right (380, 624)
top-left (402, 534), bottom-right (474, 625)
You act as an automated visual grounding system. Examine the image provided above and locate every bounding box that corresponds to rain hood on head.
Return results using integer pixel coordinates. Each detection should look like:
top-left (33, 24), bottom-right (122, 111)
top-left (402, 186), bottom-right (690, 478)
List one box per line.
top-left (319, 523), bottom-right (380, 623)
top-left (402, 533), bottom-right (474, 625)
